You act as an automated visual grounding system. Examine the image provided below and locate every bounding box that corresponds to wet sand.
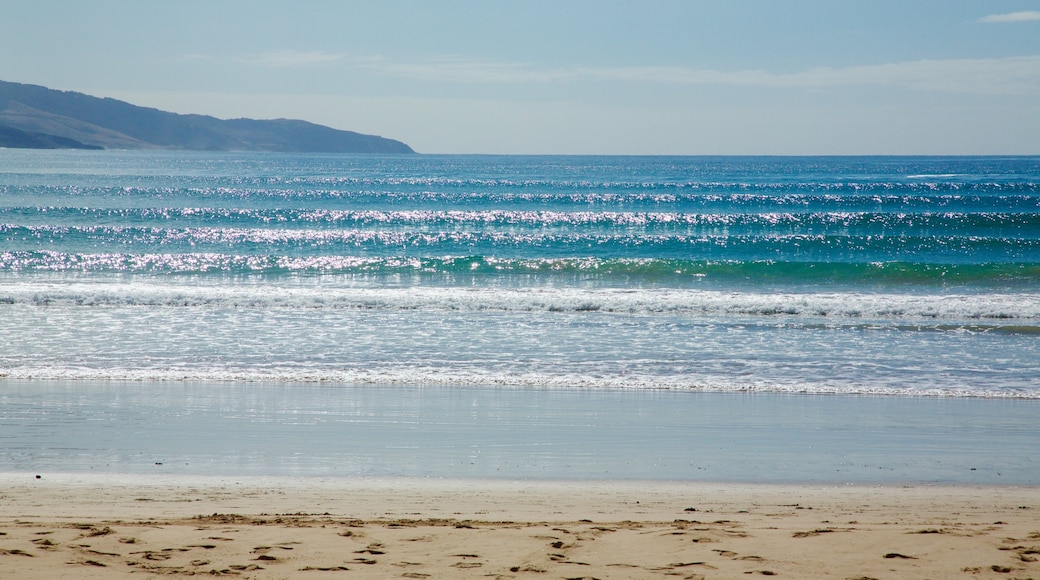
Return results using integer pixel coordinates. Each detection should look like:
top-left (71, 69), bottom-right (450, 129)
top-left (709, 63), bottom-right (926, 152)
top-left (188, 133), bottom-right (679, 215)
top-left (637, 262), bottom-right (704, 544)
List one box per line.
top-left (1, 473), bottom-right (1038, 579)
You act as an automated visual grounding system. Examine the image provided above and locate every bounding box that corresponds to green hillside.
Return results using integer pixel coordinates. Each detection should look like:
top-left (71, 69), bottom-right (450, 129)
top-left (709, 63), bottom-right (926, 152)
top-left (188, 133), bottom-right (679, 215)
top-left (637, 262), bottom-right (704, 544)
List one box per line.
top-left (0, 80), bottom-right (414, 153)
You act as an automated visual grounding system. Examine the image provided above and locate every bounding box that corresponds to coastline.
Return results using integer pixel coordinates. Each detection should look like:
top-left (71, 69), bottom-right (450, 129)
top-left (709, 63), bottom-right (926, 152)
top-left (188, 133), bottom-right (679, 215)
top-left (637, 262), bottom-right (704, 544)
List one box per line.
top-left (2, 151), bottom-right (1038, 577)
top-left (4, 381), bottom-right (1038, 484)
top-left (2, 473), bottom-right (1038, 578)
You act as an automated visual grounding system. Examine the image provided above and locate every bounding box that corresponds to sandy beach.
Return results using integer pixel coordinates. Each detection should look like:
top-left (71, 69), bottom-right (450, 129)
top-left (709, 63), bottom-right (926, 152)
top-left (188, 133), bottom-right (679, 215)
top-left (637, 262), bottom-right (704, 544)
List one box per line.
top-left (1, 474), bottom-right (1037, 579)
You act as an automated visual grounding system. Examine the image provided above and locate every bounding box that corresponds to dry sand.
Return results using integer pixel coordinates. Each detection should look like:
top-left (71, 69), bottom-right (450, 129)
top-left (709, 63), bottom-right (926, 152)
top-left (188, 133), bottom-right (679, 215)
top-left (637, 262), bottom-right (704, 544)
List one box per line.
top-left (1, 473), bottom-right (1038, 579)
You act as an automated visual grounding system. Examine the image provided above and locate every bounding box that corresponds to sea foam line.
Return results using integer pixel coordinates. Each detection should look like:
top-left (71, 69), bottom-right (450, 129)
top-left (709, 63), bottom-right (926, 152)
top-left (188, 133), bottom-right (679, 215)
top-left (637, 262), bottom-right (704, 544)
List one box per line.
top-left (2, 281), bottom-right (1038, 322)
top-left (1, 366), bottom-right (1037, 399)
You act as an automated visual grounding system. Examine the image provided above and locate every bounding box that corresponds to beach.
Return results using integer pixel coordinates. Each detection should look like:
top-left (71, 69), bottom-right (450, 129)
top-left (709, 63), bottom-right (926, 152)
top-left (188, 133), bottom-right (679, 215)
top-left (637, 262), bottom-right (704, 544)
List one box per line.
top-left (2, 382), bottom-right (1037, 578)
top-left (2, 153), bottom-right (1038, 577)
top-left (2, 474), bottom-right (1038, 579)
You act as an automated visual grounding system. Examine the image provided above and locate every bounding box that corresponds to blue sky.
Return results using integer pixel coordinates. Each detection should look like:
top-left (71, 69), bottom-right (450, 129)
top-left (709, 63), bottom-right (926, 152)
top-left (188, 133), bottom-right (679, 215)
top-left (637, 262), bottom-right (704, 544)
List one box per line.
top-left (2, 0), bottom-right (1039, 154)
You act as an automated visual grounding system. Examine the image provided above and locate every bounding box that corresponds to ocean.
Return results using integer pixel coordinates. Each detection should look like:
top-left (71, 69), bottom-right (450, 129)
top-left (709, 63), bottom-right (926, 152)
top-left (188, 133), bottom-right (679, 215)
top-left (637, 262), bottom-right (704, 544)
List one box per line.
top-left (1, 151), bottom-right (1038, 483)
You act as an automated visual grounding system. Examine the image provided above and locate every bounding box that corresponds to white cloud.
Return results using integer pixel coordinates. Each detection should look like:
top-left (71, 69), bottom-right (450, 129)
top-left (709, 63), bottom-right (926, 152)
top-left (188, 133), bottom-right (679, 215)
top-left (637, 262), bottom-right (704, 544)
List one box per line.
top-left (978, 11), bottom-right (1040, 23)
top-left (234, 50), bottom-right (345, 67)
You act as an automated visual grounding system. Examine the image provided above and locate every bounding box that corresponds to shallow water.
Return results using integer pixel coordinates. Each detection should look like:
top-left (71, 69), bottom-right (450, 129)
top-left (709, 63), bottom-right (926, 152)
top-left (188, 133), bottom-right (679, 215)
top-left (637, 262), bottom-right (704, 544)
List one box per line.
top-left (1, 381), bottom-right (1036, 484)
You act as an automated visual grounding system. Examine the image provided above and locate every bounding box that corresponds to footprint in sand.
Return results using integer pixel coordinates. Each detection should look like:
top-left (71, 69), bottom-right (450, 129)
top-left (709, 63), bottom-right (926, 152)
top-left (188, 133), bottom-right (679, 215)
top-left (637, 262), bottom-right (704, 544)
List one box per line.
top-left (355, 542), bottom-right (386, 555)
top-left (668, 561), bottom-right (716, 570)
top-left (136, 551), bottom-right (172, 561)
top-left (792, 528), bottom-right (835, 538)
top-left (712, 549), bottom-right (738, 558)
top-left (510, 565), bottom-right (546, 573)
top-left (31, 538), bottom-right (58, 550)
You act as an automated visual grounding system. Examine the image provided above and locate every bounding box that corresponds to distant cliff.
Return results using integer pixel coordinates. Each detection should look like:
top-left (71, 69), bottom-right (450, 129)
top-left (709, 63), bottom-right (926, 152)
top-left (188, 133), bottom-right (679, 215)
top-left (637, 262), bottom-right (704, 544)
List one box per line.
top-left (0, 80), bottom-right (415, 153)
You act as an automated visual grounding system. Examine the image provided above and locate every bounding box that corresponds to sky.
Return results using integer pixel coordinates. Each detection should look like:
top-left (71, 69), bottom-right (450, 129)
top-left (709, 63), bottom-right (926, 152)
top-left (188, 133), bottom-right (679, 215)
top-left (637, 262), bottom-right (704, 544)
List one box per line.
top-left (2, 0), bottom-right (1039, 155)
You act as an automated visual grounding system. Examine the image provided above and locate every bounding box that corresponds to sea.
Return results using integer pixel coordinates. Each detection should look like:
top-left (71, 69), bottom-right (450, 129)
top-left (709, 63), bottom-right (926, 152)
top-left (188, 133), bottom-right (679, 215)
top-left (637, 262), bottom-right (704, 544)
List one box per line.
top-left (1, 150), bottom-right (1038, 483)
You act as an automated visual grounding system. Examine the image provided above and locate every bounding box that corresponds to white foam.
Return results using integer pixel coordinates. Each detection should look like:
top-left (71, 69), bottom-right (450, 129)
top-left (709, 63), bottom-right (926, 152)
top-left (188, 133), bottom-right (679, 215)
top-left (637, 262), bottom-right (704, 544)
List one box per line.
top-left (2, 280), bottom-right (1038, 323)
top-left (905, 174), bottom-right (965, 179)
top-left (1, 366), bottom-right (1036, 398)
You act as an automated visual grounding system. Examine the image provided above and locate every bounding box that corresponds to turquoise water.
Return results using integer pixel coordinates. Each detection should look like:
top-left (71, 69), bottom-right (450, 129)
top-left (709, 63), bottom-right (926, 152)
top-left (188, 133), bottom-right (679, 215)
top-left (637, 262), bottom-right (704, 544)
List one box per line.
top-left (2, 151), bottom-right (1039, 483)
top-left (2, 151), bottom-right (1038, 397)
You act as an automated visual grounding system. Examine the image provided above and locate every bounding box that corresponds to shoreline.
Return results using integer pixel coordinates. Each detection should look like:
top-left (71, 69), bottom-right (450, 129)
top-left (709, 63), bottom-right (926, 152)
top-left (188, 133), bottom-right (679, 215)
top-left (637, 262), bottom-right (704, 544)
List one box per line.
top-left (2, 473), bottom-right (1038, 578)
top-left (5, 376), bottom-right (1040, 400)
top-left (5, 382), bottom-right (1038, 485)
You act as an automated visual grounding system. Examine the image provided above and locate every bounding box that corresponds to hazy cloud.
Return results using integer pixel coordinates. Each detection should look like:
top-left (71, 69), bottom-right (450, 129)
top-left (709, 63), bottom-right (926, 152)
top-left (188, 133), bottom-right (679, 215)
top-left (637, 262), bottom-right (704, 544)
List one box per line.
top-left (364, 56), bottom-right (1040, 95)
top-left (363, 57), bottom-right (561, 83)
top-left (234, 50), bottom-right (346, 67)
top-left (978, 11), bottom-right (1040, 23)
top-left (216, 51), bottom-right (1040, 96)
top-left (763, 57), bottom-right (1040, 95)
